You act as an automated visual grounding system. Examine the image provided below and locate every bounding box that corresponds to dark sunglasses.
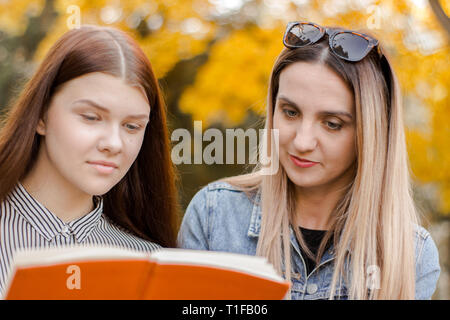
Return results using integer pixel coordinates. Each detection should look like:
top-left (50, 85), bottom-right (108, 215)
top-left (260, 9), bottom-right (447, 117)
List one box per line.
top-left (283, 21), bottom-right (382, 62)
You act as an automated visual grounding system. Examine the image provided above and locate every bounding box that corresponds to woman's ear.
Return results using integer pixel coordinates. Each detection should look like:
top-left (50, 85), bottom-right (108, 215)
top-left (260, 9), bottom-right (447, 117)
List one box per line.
top-left (36, 118), bottom-right (46, 135)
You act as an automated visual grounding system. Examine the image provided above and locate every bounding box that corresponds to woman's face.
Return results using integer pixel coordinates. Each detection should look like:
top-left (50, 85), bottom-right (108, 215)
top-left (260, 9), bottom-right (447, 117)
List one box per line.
top-left (37, 72), bottom-right (150, 196)
top-left (273, 62), bottom-right (357, 194)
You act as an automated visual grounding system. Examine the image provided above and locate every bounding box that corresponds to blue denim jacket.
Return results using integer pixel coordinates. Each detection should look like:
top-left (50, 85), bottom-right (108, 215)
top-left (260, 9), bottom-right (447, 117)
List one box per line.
top-left (178, 181), bottom-right (441, 300)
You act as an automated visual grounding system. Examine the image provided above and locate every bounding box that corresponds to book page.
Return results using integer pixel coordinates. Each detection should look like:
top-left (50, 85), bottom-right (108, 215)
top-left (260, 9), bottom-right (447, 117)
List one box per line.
top-left (11, 245), bottom-right (149, 268)
top-left (150, 249), bottom-right (284, 282)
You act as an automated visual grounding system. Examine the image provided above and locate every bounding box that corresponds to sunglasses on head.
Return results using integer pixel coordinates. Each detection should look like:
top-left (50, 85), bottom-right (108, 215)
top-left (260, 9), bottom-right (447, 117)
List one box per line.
top-left (283, 21), bottom-right (382, 62)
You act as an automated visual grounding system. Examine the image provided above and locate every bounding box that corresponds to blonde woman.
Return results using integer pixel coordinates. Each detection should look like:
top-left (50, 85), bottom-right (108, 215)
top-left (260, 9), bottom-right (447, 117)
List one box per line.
top-left (177, 21), bottom-right (440, 299)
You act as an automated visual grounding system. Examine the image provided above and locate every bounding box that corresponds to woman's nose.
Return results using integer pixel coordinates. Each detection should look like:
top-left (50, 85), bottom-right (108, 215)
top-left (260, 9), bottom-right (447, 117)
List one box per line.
top-left (293, 122), bottom-right (318, 153)
top-left (97, 125), bottom-right (122, 154)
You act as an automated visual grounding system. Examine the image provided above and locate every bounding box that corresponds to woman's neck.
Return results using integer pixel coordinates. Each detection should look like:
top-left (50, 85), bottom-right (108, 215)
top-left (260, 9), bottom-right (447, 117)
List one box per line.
top-left (294, 173), bottom-right (353, 231)
top-left (294, 187), bottom-right (342, 230)
top-left (21, 159), bottom-right (94, 223)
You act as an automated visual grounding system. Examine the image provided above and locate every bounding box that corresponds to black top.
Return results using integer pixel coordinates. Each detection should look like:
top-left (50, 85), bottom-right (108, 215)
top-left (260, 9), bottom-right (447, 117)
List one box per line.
top-left (298, 227), bottom-right (329, 276)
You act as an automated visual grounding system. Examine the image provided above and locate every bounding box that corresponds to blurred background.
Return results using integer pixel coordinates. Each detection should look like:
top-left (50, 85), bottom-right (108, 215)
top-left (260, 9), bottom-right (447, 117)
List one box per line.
top-left (0, 0), bottom-right (448, 299)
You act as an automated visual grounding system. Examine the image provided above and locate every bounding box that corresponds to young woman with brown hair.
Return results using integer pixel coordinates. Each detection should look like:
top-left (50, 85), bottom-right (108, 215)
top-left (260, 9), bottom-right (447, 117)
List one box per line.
top-left (0, 25), bottom-right (179, 294)
top-left (178, 21), bottom-right (440, 299)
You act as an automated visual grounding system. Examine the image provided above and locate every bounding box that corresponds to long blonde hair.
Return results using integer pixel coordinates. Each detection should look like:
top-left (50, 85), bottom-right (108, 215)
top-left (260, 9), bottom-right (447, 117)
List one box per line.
top-left (223, 40), bottom-right (419, 299)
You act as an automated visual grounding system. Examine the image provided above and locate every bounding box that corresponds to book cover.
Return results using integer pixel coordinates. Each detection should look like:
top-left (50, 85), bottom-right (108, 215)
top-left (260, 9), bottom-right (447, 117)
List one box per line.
top-left (3, 246), bottom-right (290, 300)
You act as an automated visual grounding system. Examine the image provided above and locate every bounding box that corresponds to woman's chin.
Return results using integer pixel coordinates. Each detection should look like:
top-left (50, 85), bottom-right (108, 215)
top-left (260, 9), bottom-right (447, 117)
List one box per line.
top-left (78, 181), bottom-right (117, 197)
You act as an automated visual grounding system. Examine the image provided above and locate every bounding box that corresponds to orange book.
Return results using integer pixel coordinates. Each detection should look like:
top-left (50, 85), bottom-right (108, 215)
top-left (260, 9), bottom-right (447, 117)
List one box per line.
top-left (3, 246), bottom-right (290, 300)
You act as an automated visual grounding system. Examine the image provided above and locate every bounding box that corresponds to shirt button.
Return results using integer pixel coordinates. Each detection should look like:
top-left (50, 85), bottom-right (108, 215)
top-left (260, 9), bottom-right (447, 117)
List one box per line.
top-left (306, 283), bottom-right (318, 295)
top-left (61, 225), bottom-right (70, 235)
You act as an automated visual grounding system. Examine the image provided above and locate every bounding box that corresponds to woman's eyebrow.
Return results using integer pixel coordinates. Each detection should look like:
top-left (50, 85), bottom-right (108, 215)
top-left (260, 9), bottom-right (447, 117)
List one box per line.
top-left (318, 110), bottom-right (353, 120)
top-left (72, 99), bottom-right (109, 113)
top-left (277, 95), bottom-right (353, 120)
top-left (72, 99), bottom-right (149, 120)
top-left (277, 95), bottom-right (300, 111)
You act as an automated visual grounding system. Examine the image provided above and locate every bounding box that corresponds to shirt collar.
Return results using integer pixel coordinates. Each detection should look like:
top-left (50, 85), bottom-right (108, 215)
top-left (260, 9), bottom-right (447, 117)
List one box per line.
top-left (6, 183), bottom-right (103, 242)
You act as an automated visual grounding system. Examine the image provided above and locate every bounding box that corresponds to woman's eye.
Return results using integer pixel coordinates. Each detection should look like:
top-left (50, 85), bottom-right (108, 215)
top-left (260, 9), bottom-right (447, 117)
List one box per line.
top-left (325, 121), bottom-right (342, 130)
top-left (81, 114), bottom-right (99, 121)
top-left (125, 123), bottom-right (141, 131)
top-left (283, 109), bottom-right (298, 118)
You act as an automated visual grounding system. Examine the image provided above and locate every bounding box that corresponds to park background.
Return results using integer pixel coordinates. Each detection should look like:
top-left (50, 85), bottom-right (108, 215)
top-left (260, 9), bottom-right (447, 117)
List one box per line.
top-left (0, 0), bottom-right (448, 299)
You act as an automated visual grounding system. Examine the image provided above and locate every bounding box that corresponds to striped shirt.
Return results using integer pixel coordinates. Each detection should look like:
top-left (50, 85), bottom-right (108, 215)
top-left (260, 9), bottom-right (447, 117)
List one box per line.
top-left (0, 183), bottom-right (161, 295)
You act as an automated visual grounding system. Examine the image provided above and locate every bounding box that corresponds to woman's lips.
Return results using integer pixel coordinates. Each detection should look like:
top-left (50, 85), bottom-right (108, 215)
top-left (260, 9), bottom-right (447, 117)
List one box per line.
top-left (87, 161), bottom-right (118, 174)
top-left (289, 155), bottom-right (319, 168)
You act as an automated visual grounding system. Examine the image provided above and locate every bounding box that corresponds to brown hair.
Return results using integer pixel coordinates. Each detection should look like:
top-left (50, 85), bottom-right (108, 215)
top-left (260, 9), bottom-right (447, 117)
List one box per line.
top-left (0, 25), bottom-right (179, 247)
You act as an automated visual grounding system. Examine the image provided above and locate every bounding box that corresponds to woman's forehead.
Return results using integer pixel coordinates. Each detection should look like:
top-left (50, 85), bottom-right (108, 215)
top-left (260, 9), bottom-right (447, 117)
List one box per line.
top-left (277, 62), bottom-right (354, 114)
top-left (52, 72), bottom-right (151, 115)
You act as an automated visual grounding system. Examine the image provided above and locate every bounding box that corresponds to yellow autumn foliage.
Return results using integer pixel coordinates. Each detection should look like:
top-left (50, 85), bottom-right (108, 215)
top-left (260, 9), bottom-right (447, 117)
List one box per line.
top-left (33, 0), bottom-right (215, 78)
top-left (180, 25), bottom-right (284, 126)
top-left (0, 0), bottom-right (45, 35)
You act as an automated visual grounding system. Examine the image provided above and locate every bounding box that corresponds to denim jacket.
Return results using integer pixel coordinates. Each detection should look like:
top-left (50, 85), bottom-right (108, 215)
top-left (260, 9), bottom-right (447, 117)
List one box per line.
top-left (177, 181), bottom-right (441, 300)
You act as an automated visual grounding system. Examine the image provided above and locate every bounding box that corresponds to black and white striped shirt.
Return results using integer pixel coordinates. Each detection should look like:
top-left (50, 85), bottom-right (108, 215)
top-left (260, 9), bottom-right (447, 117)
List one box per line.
top-left (0, 183), bottom-right (161, 295)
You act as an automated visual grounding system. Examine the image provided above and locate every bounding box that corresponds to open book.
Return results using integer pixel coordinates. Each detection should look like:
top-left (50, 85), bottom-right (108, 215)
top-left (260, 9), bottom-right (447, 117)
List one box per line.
top-left (2, 246), bottom-right (290, 300)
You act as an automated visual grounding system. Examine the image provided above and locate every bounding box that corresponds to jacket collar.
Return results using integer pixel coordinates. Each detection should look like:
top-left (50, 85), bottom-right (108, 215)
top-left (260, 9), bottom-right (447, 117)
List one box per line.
top-left (246, 189), bottom-right (337, 262)
top-left (247, 190), bottom-right (262, 238)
